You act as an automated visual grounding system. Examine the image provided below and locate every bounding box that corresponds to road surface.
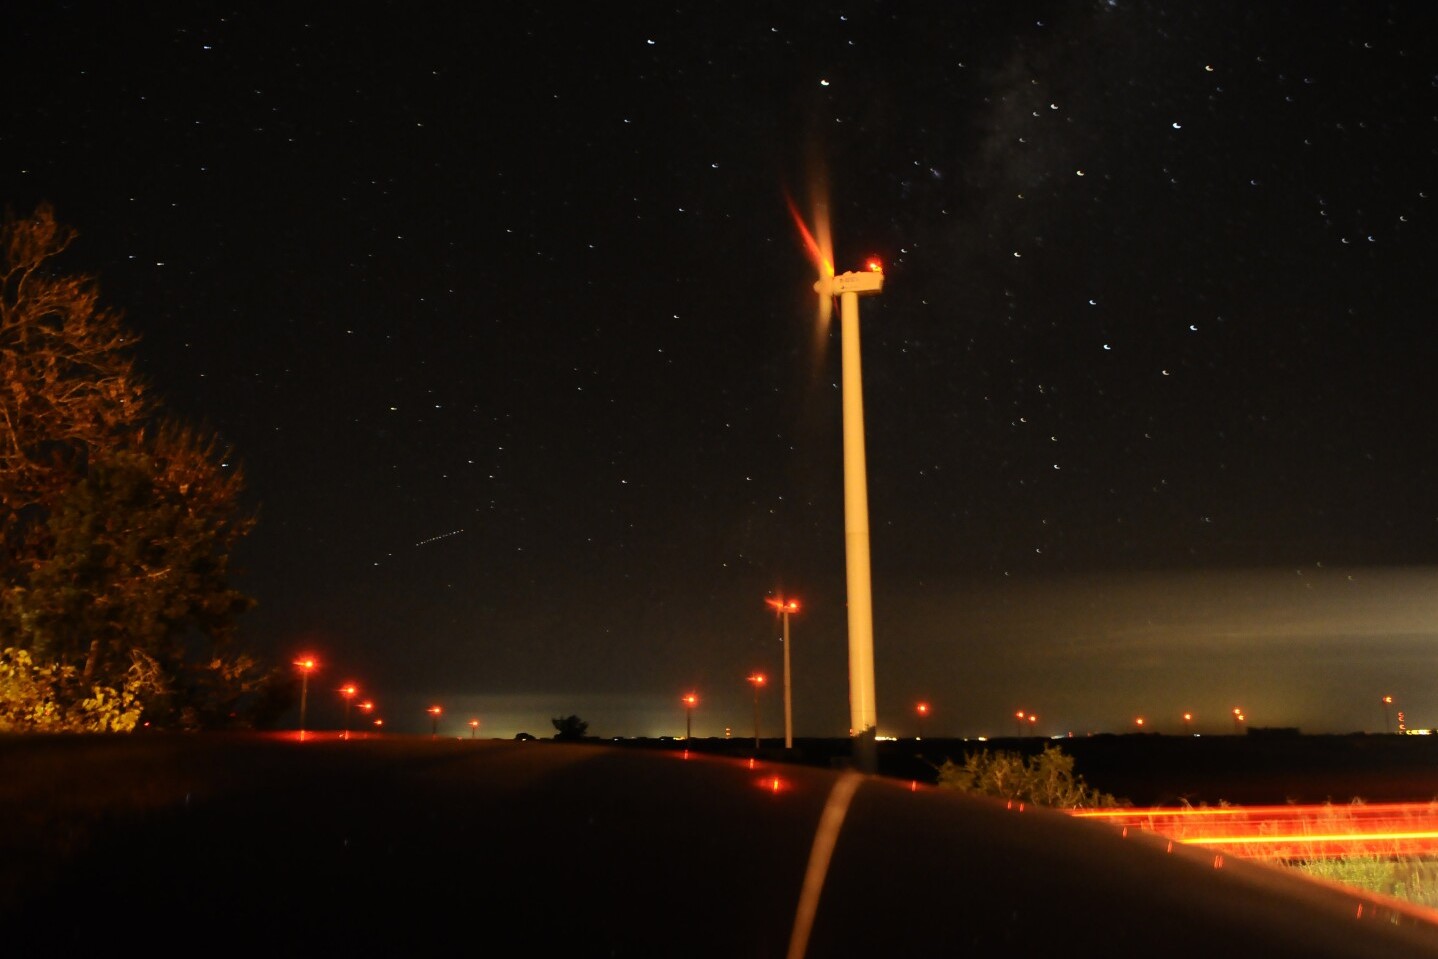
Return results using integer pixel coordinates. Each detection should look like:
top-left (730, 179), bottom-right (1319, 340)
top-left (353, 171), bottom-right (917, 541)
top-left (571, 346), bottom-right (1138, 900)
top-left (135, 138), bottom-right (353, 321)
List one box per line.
top-left (5, 733), bottom-right (1438, 957)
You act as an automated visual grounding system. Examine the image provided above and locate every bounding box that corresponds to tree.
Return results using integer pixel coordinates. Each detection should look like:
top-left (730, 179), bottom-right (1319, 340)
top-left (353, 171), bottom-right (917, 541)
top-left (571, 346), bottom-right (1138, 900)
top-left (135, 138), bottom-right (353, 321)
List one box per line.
top-left (1, 203), bottom-right (148, 522)
top-left (934, 744), bottom-right (1123, 809)
top-left (0, 204), bottom-right (268, 729)
top-left (551, 714), bottom-right (589, 741)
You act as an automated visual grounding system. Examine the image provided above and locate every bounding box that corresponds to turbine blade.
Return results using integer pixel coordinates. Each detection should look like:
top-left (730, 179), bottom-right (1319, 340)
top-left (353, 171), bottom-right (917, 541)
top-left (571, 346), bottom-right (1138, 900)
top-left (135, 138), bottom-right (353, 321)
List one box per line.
top-left (813, 200), bottom-right (834, 280)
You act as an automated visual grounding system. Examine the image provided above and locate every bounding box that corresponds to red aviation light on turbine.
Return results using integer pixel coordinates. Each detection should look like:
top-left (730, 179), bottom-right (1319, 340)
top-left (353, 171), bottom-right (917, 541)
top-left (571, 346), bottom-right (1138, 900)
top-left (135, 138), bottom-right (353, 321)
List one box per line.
top-left (864, 256), bottom-right (883, 273)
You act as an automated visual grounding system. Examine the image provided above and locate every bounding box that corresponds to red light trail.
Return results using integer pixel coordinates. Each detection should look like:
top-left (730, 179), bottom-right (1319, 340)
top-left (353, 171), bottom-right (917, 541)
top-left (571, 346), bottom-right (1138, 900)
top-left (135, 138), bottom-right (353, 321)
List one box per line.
top-left (1071, 803), bottom-right (1438, 860)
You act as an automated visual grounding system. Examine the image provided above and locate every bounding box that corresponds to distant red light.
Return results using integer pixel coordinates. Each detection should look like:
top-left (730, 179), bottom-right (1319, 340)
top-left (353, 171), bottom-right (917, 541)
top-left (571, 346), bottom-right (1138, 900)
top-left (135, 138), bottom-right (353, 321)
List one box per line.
top-left (756, 775), bottom-right (789, 794)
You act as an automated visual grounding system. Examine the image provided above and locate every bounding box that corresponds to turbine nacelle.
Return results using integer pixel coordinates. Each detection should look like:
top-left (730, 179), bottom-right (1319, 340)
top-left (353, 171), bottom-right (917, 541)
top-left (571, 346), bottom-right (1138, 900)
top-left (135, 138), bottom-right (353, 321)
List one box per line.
top-left (814, 268), bottom-right (884, 298)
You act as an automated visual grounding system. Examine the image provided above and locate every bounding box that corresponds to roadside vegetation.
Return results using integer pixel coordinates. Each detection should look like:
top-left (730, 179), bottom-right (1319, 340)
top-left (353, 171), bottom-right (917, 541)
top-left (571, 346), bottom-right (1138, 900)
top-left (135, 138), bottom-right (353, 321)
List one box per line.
top-left (1293, 854), bottom-right (1438, 909)
top-left (934, 744), bottom-right (1124, 809)
top-left (1246, 802), bottom-right (1438, 910)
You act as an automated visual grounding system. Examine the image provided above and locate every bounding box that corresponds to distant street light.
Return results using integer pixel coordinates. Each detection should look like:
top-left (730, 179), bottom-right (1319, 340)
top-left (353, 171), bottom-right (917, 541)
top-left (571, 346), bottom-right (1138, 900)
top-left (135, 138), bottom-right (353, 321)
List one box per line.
top-left (339, 683), bottom-right (358, 740)
top-left (767, 596), bottom-right (801, 749)
top-left (1183, 712), bottom-right (1193, 736)
top-left (915, 702), bottom-right (930, 740)
top-left (469, 718), bottom-right (480, 739)
top-left (293, 657), bottom-right (318, 740)
top-left (747, 674), bottom-right (766, 749)
top-left (428, 705), bottom-right (442, 739)
top-left (1232, 707), bottom-right (1245, 734)
top-left (682, 692), bottom-right (698, 741)
top-left (1135, 716), bottom-right (1146, 729)
top-left (1383, 696), bottom-right (1395, 735)
top-left (1014, 710), bottom-right (1026, 737)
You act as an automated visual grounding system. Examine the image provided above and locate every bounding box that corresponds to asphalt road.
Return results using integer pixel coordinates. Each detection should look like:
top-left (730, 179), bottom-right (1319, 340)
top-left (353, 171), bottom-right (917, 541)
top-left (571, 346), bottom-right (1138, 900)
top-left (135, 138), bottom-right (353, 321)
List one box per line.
top-left (6, 733), bottom-right (1438, 957)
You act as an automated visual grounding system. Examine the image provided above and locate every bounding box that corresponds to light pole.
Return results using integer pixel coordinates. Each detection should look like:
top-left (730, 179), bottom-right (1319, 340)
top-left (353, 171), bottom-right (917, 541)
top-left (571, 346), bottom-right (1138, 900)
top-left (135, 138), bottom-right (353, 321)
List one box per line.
top-left (339, 683), bottom-right (357, 740)
top-left (747, 674), bottom-right (766, 749)
top-left (1383, 695), bottom-right (1394, 734)
top-left (293, 657), bottom-right (317, 740)
top-left (429, 705), bottom-right (442, 739)
top-left (1014, 710), bottom-right (1026, 737)
top-left (681, 693), bottom-right (698, 740)
top-left (357, 701), bottom-right (374, 738)
top-left (1183, 712), bottom-right (1193, 736)
top-left (1232, 707), bottom-right (1244, 734)
top-left (469, 719), bottom-right (480, 739)
top-left (915, 702), bottom-right (930, 740)
top-left (817, 263), bottom-right (885, 770)
top-left (767, 596), bottom-right (800, 749)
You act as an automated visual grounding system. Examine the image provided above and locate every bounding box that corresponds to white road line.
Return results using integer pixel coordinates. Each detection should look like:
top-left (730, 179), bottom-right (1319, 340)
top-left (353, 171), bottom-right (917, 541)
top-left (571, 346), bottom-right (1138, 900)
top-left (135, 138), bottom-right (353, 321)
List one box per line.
top-left (788, 771), bottom-right (865, 959)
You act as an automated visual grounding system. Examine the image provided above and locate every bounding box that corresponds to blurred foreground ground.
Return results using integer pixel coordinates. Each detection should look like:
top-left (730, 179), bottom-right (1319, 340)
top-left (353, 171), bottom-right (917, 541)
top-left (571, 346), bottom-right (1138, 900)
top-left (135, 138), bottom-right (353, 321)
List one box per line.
top-left (6, 732), bottom-right (1438, 957)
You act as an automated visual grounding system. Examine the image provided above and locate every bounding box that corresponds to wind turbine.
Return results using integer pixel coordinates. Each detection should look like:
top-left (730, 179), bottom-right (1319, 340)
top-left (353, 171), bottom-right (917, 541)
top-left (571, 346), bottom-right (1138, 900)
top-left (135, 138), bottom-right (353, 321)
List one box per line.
top-left (789, 194), bottom-right (885, 768)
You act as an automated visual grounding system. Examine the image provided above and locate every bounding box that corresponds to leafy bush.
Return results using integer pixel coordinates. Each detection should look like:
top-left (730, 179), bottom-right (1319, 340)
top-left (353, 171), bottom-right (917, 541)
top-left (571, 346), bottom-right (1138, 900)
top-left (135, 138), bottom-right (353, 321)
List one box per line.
top-left (0, 646), bottom-right (150, 732)
top-left (935, 744), bottom-right (1123, 809)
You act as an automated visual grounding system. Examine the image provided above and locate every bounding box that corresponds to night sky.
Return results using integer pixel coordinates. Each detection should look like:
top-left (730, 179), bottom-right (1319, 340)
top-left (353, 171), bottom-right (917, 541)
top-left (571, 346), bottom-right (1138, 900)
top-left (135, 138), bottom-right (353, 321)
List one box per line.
top-left (5, 2), bottom-right (1437, 739)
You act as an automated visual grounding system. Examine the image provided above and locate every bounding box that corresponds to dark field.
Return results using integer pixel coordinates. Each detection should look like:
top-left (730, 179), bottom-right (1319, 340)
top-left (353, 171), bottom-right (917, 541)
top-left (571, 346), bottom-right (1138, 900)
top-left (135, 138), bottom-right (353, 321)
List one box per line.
top-left (660, 732), bottom-right (1438, 806)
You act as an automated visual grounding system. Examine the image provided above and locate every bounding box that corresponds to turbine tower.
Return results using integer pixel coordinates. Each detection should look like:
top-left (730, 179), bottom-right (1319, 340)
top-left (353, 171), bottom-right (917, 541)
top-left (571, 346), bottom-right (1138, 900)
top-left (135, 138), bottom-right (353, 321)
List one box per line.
top-left (793, 193), bottom-right (885, 769)
top-left (815, 262), bottom-right (884, 765)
